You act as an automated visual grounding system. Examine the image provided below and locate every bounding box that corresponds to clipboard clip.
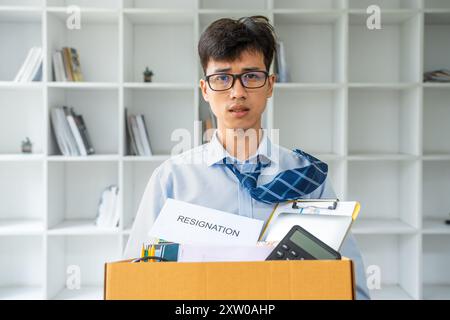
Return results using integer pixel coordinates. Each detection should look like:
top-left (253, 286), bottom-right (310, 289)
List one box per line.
top-left (291, 199), bottom-right (339, 210)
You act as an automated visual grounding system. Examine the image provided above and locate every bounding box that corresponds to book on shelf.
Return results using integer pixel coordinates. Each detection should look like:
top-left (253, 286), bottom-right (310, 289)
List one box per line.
top-left (125, 108), bottom-right (137, 156)
top-left (125, 109), bottom-right (153, 156)
top-left (96, 185), bottom-right (120, 228)
top-left (50, 106), bottom-right (95, 156)
top-left (274, 41), bottom-right (290, 83)
top-left (14, 47), bottom-right (43, 82)
top-left (52, 47), bottom-right (84, 82)
top-left (423, 69), bottom-right (450, 82)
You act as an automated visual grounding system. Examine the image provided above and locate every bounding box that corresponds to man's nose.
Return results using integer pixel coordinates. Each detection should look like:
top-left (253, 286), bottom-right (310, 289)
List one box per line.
top-left (230, 77), bottom-right (248, 99)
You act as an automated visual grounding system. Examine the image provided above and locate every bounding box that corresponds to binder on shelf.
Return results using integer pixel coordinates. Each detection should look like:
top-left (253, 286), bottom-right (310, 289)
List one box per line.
top-left (126, 112), bottom-right (153, 156)
top-left (50, 106), bottom-right (95, 156)
top-left (274, 41), bottom-right (290, 83)
top-left (259, 199), bottom-right (361, 251)
top-left (14, 47), bottom-right (43, 82)
top-left (52, 47), bottom-right (84, 82)
top-left (52, 50), bottom-right (67, 82)
top-left (125, 108), bottom-right (138, 156)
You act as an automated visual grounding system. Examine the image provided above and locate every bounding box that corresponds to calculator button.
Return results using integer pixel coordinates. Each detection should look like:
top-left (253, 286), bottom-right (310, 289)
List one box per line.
top-left (290, 251), bottom-right (298, 257)
top-left (276, 251), bottom-right (284, 258)
top-left (281, 244), bottom-right (289, 251)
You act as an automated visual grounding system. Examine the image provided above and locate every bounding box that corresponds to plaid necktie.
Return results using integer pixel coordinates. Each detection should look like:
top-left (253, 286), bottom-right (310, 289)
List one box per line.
top-left (223, 149), bottom-right (328, 204)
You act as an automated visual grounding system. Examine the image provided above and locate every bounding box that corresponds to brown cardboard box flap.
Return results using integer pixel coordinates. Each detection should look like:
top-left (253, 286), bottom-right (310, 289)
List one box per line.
top-left (105, 259), bottom-right (355, 300)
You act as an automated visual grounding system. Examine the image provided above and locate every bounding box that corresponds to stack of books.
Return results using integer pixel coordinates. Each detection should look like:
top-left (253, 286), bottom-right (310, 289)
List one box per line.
top-left (50, 106), bottom-right (95, 156)
top-left (95, 185), bottom-right (120, 229)
top-left (126, 109), bottom-right (153, 156)
top-left (52, 47), bottom-right (84, 82)
top-left (274, 41), bottom-right (290, 83)
top-left (14, 47), bottom-right (43, 82)
top-left (423, 69), bottom-right (450, 82)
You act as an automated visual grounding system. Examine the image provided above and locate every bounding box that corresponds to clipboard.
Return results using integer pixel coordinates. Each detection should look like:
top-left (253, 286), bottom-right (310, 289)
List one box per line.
top-left (259, 199), bottom-right (361, 251)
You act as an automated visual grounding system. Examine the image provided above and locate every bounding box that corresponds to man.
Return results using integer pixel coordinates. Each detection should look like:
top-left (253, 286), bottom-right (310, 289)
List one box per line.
top-left (124, 16), bottom-right (370, 300)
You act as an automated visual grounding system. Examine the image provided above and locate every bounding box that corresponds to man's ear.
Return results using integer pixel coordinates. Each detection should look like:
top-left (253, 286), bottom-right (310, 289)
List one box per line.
top-left (266, 74), bottom-right (276, 98)
top-left (199, 79), bottom-right (209, 102)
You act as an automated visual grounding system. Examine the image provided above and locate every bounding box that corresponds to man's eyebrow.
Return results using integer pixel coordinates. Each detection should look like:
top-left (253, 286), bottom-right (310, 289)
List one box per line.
top-left (213, 67), bottom-right (263, 73)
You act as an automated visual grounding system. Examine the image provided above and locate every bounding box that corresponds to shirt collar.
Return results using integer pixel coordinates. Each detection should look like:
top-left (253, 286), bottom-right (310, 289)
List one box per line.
top-left (206, 129), bottom-right (280, 167)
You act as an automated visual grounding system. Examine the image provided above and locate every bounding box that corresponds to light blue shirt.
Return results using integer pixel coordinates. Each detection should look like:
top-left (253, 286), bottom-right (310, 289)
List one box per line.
top-left (124, 130), bottom-right (371, 300)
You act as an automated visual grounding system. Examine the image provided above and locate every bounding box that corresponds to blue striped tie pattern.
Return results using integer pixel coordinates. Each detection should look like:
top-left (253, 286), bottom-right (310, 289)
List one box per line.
top-left (223, 149), bottom-right (328, 204)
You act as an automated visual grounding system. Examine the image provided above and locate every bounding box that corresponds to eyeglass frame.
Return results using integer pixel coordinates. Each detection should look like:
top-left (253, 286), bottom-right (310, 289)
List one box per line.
top-left (204, 70), bottom-right (270, 91)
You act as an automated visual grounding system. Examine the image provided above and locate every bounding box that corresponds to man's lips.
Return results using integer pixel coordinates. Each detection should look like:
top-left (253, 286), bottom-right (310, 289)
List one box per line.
top-left (228, 105), bottom-right (250, 112)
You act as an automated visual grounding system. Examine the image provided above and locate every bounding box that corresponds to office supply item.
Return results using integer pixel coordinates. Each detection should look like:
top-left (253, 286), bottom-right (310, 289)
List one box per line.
top-left (148, 199), bottom-right (264, 246)
top-left (177, 243), bottom-right (274, 263)
top-left (149, 245), bottom-right (156, 262)
top-left (260, 199), bottom-right (360, 251)
top-left (266, 225), bottom-right (341, 261)
top-left (132, 242), bottom-right (179, 263)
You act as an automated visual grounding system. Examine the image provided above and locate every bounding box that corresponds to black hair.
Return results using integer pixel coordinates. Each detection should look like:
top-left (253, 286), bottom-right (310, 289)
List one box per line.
top-left (198, 16), bottom-right (277, 74)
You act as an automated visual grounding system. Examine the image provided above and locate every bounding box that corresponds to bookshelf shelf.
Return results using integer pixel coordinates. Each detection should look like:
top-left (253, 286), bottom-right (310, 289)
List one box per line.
top-left (0, 286), bottom-right (43, 300)
top-left (273, 0), bottom-right (346, 10)
top-left (47, 82), bottom-right (119, 89)
top-left (46, 234), bottom-right (120, 299)
top-left (47, 161), bottom-right (118, 232)
top-left (0, 0), bottom-right (45, 8)
top-left (47, 219), bottom-right (120, 235)
top-left (52, 286), bottom-right (103, 300)
top-left (123, 82), bottom-right (195, 90)
top-left (47, 0), bottom-right (121, 10)
top-left (123, 0), bottom-right (196, 10)
top-left (347, 154), bottom-right (419, 161)
top-left (0, 7), bottom-right (43, 21)
top-left (274, 82), bottom-right (343, 90)
top-left (0, 154), bottom-right (45, 161)
top-left (47, 155), bottom-right (120, 161)
top-left (348, 11), bottom-right (420, 83)
top-left (0, 219), bottom-right (44, 235)
top-left (347, 160), bottom-right (420, 227)
top-left (422, 234), bottom-right (450, 300)
top-left (423, 285), bottom-right (450, 300)
top-left (122, 155), bottom-right (170, 161)
top-left (273, 89), bottom-right (345, 155)
top-left (355, 234), bottom-right (421, 300)
top-left (370, 285), bottom-right (413, 300)
top-left (348, 82), bottom-right (419, 89)
top-left (422, 219), bottom-right (450, 234)
top-left (0, 81), bottom-right (44, 89)
top-left (273, 12), bottom-right (345, 83)
top-left (0, 0), bottom-right (448, 300)
top-left (348, 87), bottom-right (421, 156)
top-left (352, 218), bottom-right (417, 235)
top-left (198, 0), bottom-right (266, 10)
top-left (0, 235), bottom-right (44, 299)
top-left (348, 0), bottom-right (421, 10)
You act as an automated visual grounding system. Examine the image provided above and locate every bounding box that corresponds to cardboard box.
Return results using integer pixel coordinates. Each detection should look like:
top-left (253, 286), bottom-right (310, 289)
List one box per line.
top-left (104, 258), bottom-right (355, 300)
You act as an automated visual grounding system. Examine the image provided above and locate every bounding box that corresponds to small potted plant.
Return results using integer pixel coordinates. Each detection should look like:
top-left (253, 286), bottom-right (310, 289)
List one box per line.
top-left (143, 67), bottom-right (154, 83)
top-left (21, 137), bottom-right (32, 154)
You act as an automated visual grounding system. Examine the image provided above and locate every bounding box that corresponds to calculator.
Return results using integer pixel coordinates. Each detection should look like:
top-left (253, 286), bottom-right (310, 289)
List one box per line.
top-left (266, 225), bottom-right (341, 261)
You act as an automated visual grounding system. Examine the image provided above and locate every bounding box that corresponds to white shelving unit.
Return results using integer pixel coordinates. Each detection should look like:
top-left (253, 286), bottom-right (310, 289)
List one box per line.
top-left (0, 0), bottom-right (449, 300)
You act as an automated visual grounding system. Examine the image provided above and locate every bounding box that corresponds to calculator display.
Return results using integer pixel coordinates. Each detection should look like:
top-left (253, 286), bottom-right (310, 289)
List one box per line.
top-left (289, 230), bottom-right (336, 260)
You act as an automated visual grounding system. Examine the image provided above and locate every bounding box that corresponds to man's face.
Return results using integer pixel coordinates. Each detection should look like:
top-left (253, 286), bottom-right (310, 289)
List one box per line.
top-left (199, 50), bottom-right (275, 132)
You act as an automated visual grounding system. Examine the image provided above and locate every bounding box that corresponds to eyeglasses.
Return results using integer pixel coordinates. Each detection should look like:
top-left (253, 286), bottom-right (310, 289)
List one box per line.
top-left (205, 71), bottom-right (269, 91)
